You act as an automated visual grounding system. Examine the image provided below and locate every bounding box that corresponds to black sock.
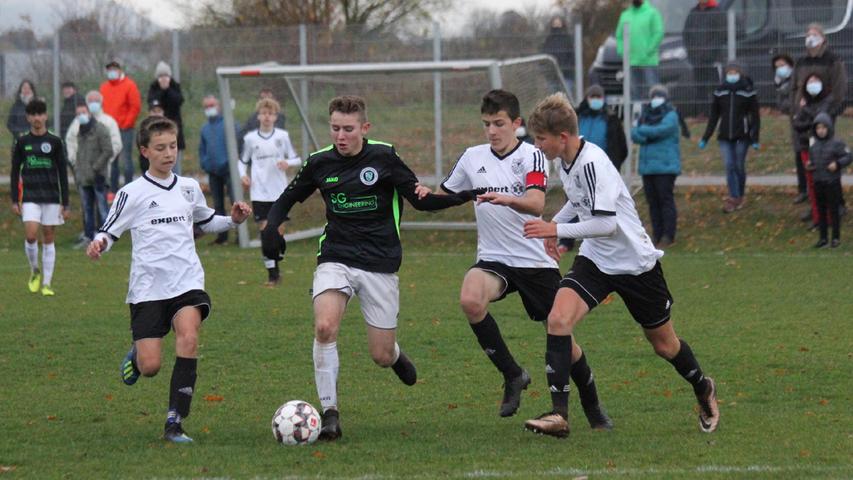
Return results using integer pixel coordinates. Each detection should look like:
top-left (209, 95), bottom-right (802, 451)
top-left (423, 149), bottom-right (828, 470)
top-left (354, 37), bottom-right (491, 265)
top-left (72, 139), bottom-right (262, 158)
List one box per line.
top-left (546, 334), bottom-right (572, 418)
top-left (169, 357), bottom-right (198, 420)
top-left (570, 352), bottom-right (600, 410)
top-left (469, 313), bottom-right (522, 379)
top-left (268, 265), bottom-right (279, 279)
top-left (666, 339), bottom-right (707, 395)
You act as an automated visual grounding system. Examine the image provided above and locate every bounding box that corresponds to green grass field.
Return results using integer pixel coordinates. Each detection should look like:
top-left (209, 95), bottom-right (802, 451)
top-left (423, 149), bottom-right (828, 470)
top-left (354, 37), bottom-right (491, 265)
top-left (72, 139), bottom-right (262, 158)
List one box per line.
top-left (0, 185), bottom-right (851, 479)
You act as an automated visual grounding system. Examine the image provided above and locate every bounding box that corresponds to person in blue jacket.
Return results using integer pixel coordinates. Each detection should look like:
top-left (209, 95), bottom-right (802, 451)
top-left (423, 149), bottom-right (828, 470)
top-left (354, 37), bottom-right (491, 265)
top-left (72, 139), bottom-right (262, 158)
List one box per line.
top-left (632, 84), bottom-right (681, 248)
top-left (199, 95), bottom-right (236, 245)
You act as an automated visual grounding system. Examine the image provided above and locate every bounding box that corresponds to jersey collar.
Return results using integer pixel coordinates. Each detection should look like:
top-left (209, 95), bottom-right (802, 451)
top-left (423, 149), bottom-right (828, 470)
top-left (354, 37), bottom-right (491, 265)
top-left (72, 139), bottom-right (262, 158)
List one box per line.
top-left (143, 172), bottom-right (178, 190)
top-left (490, 139), bottom-right (522, 160)
top-left (561, 139), bottom-right (586, 175)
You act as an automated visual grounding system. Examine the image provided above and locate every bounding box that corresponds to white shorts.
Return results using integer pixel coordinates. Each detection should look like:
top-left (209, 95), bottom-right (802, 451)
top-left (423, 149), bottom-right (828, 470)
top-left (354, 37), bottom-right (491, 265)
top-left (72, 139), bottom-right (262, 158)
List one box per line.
top-left (312, 262), bottom-right (400, 330)
top-left (21, 203), bottom-right (64, 226)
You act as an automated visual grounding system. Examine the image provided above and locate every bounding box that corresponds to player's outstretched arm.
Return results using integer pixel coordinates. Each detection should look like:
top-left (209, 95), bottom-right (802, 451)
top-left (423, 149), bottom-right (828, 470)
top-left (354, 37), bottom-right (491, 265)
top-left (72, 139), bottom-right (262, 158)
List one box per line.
top-left (230, 201), bottom-right (252, 224)
top-left (401, 183), bottom-right (479, 211)
top-left (86, 235), bottom-right (111, 260)
top-left (477, 188), bottom-right (545, 216)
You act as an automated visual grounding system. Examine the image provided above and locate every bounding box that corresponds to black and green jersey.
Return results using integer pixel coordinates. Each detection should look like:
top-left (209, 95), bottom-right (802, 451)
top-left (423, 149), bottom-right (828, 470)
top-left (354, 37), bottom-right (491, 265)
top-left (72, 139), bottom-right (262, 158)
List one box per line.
top-left (267, 139), bottom-right (473, 273)
top-left (10, 131), bottom-right (69, 206)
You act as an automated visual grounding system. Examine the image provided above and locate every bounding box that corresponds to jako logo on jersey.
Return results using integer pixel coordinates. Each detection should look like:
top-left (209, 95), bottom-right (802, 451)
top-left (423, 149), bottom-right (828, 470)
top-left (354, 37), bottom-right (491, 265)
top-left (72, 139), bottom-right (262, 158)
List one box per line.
top-left (151, 216), bottom-right (187, 225)
top-left (359, 167), bottom-right (378, 186)
top-left (41, 142), bottom-right (52, 154)
top-left (325, 176), bottom-right (339, 183)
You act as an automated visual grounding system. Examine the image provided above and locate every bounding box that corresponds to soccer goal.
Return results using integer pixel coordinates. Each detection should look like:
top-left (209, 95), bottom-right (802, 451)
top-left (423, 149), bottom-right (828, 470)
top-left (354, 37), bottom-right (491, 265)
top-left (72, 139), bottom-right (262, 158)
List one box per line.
top-left (215, 55), bottom-right (570, 248)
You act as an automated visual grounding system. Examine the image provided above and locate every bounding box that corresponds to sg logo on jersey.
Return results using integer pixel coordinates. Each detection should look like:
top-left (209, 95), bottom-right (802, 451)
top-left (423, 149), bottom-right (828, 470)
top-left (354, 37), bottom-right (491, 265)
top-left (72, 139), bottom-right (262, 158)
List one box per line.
top-left (181, 186), bottom-right (194, 202)
top-left (41, 142), bottom-right (52, 154)
top-left (359, 167), bottom-right (378, 186)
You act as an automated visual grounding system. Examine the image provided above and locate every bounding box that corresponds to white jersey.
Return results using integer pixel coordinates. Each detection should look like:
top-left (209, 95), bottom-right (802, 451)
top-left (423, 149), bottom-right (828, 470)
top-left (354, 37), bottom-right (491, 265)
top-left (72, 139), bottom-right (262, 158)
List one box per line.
top-left (99, 173), bottom-right (217, 304)
top-left (442, 141), bottom-right (557, 269)
top-left (555, 140), bottom-right (662, 275)
top-left (239, 128), bottom-right (301, 202)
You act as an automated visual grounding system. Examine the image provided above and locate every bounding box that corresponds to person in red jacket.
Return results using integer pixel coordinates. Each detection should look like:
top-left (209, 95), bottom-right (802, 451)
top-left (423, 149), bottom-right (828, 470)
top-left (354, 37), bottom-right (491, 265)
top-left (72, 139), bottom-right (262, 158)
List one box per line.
top-left (100, 59), bottom-right (142, 194)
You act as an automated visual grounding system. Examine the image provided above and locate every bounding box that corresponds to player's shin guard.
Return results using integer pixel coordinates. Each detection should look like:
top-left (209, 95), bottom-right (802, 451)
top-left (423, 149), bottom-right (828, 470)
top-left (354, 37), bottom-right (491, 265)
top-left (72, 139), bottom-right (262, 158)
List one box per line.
top-left (570, 352), bottom-right (600, 410)
top-left (313, 339), bottom-right (339, 411)
top-left (42, 243), bottom-right (56, 286)
top-left (546, 334), bottom-right (572, 418)
top-left (667, 339), bottom-right (708, 395)
top-left (168, 357), bottom-right (197, 419)
top-left (470, 313), bottom-right (522, 379)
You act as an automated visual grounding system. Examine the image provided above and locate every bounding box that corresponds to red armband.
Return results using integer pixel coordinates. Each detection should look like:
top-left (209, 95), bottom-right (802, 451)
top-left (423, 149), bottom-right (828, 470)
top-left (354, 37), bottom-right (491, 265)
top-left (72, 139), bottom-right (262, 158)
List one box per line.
top-left (525, 171), bottom-right (546, 189)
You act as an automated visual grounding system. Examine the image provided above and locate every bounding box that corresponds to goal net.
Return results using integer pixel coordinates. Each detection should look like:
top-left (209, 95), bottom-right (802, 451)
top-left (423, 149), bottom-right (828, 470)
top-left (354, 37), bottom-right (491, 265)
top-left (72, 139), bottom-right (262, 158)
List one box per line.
top-left (215, 55), bottom-right (570, 247)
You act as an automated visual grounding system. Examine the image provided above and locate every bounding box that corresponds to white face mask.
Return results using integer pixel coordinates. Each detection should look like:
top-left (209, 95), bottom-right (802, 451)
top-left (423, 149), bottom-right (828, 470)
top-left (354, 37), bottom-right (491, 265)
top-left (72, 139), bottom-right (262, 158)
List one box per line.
top-left (805, 34), bottom-right (823, 49)
top-left (87, 101), bottom-right (102, 114)
top-left (77, 113), bottom-right (91, 125)
top-left (107, 70), bottom-right (120, 80)
top-left (806, 81), bottom-right (823, 96)
top-left (20, 94), bottom-right (32, 103)
top-left (204, 107), bottom-right (219, 118)
top-left (650, 97), bottom-right (666, 108)
top-left (775, 65), bottom-right (792, 79)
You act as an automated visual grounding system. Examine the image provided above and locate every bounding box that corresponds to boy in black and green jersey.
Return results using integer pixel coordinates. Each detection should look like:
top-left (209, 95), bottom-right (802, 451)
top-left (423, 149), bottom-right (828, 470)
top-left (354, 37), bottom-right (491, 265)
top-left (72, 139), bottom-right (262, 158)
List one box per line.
top-left (10, 98), bottom-right (69, 296)
top-left (261, 95), bottom-right (479, 441)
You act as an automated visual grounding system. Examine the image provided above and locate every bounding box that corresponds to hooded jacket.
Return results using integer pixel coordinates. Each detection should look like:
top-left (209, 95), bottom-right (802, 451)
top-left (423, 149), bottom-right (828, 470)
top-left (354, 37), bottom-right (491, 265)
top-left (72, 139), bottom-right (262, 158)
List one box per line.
top-left (74, 119), bottom-right (114, 187)
top-left (793, 43), bottom-right (847, 117)
top-left (701, 67), bottom-right (760, 143)
top-left (615, 1), bottom-right (664, 67)
top-left (577, 99), bottom-right (628, 170)
top-left (792, 73), bottom-right (835, 150)
top-left (99, 74), bottom-right (142, 129)
top-left (147, 77), bottom-right (185, 149)
top-left (631, 100), bottom-right (681, 175)
top-left (808, 112), bottom-right (851, 183)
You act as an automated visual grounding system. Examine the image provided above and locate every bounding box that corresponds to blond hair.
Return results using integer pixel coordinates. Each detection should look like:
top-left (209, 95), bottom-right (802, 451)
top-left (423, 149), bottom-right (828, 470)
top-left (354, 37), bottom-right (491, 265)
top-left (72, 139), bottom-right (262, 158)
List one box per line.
top-left (255, 97), bottom-right (281, 114)
top-left (527, 93), bottom-right (578, 136)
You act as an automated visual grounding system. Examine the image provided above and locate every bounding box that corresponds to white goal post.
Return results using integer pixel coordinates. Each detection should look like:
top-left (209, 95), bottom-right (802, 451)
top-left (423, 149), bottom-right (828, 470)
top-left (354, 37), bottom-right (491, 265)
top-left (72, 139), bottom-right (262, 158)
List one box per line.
top-left (215, 55), bottom-right (570, 248)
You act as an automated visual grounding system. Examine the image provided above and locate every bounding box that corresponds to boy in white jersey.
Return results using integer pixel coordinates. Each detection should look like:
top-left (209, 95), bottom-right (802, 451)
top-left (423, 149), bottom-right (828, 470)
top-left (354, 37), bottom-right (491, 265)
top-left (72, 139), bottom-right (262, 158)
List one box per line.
top-left (419, 90), bottom-right (610, 432)
top-left (87, 117), bottom-right (251, 443)
top-left (520, 93), bottom-right (719, 437)
top-left (239, 98), bottom-right (301, 285)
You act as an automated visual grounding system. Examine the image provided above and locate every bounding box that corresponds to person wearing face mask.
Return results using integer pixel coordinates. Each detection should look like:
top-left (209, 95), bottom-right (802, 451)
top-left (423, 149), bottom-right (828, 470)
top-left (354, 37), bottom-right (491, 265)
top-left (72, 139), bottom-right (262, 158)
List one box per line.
top-left (59, 82), bottom-right (85, 139)
top-left (683, 0), bottom-right (726, 114)
top-left (792, 24), bottom-right (847, 119)
top-left (541, 15), bottom-right (575, 94)
top-left (66, 90), bottom-right (123, 246)
top-left (147, 61), bottom-right (185, 175)
top-left (6, 79), bottom-right (37, 139)
top-left (577, 84), bottom-right (628, 171)
top-left (615, 0), bottom-right (664, 101)
top-left (631, 85), bottom-right (681, 248)
top-left (199, 95), bottom-right (238, 245)
top-left (699, 60), bottom-right (760, 213)
top-left (100, 59), bottom-right (142, 194)
top-left (72, 102), bottom-right (114, 245)
top-left (806, 113), bottom-right (851, 249)
top-left (772, 53), bottom-right (808, 204)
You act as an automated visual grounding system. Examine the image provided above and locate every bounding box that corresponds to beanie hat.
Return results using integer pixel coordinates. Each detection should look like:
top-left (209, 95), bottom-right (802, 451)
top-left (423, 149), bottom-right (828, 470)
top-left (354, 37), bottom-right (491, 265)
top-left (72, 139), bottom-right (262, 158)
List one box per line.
top-left (649, 84), bottom-right (669, 98)
top-left (585, 84), bottom-right (605, 98)
top-left (725, 59), bottom-right (745, 75)
top-left (155, 61), bottom-right (172, 78)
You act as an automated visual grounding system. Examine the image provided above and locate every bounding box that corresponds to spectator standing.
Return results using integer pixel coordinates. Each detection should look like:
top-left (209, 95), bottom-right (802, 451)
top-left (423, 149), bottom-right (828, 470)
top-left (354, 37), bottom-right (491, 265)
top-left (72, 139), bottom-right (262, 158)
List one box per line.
top-left (631, 84), bottom-right (681, 248)
top-left (60, 82), bottom-right (85, 139)
top-left (792, 24), bottom-right (847, 119)
top-left (577, 84), bottom-right (628, 171)
top-left (807, 113), bottom-right (850, 248)
top-left (541, 15), bottom-right (575, 93)
top-left (772, 53), bottom-right (806, 204)
top-left (147, 61), bottom-right (185, 174)
top-left (199, 95), bottom-right (235, 245)
top-left (72, 102), bottom-right (114, 244)
top-left (682, 0), bottom-right (726, 112)
top-left (100, 59), bottom-right (142, 193)
top-left (699, 60), bottom-right (760, 213)
top-left (6, 79), bottom-right (36, 139)
top-left (615, 0), bottom-right (664, 101)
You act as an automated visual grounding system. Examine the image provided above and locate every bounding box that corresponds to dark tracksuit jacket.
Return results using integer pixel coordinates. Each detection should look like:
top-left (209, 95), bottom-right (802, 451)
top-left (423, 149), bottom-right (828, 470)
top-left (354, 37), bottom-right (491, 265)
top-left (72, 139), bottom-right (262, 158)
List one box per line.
top-left (702, 77), bottom-right (761, 145)
top-left (10, 131), bottom-right (69, 207)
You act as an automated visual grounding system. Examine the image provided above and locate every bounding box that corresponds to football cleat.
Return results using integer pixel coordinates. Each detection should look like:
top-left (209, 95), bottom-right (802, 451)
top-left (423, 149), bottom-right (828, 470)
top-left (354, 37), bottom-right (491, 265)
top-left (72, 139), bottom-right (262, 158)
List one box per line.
top-left (163, 420), bottom-right (193, 443)
top-left (318, 409), bottom-right (342, 441)
top-left (40, 285), bottom-right (55, 297)
top-left (391, 351), bottom-right (417, 386)
top-left (582, 403), bottom-right (614, 431)
top-left (28, 270), bottom-right (41, 293)
top-left (499, 369), bottom-right (531, 417)
top-left (121, 344), bottom-right (141, 386)
top-left (524, 411), bottom-right (570, 438)
top-left (697, 377), bottom-right (720, 433)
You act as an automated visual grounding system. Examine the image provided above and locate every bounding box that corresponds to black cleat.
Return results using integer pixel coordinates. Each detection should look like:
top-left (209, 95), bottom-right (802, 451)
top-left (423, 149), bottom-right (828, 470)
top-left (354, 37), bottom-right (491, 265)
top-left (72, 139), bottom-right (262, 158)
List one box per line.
top-left (319, 409), bottom-right (342, 441)
top-left (524, 411), bottom-right (569, 438)
top-left (391, 351), bottom-right (417, 386)
top-left (163, 420), bottom-right (193, 443)
top-left (499, 369), bottom-right (531, 417)
top-left (582, 404), bottom-right (614, 430)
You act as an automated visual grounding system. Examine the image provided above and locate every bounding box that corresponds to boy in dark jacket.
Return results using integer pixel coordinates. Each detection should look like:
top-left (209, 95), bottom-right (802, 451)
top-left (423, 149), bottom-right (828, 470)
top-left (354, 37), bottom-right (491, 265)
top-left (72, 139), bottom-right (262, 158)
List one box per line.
top-left (807, 113), bottom-right (850, 248)
top-left (199, 95), bottom-right (236, 245)
top-left (577, 84), bottom-right (628, 171)
top-left (147, 61), bottom-right (185, 174)
top-left (699, 60), bottom-right (760, 213)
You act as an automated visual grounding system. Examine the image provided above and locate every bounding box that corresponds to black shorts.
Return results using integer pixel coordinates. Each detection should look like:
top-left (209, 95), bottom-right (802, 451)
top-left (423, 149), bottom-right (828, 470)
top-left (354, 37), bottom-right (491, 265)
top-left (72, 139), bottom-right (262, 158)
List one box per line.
top-left (472, 260), bottom-right (560, 321)
top-left (560, 255), bottom-right (673, 329)
top-left (252, 201), bottom-right (274, 222)
top-left (129, 289), bottom-right (212, 341)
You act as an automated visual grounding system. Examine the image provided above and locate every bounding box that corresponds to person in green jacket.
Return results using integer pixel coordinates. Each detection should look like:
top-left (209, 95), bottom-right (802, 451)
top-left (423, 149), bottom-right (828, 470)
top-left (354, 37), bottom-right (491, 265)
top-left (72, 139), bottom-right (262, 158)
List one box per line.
top-left (615, 0), bottom-right (664, 100)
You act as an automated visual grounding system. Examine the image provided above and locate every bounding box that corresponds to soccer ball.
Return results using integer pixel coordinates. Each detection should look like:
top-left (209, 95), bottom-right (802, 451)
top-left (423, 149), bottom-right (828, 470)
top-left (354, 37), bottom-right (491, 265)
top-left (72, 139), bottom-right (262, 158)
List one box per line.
top-left (272, 400), bottom-right (322, 445)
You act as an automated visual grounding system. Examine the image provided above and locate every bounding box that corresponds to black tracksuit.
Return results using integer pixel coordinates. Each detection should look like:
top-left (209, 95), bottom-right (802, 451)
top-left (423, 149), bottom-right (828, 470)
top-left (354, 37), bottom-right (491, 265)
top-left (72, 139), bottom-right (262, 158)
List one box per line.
top-left (809, 113), bottom-right (851, 241)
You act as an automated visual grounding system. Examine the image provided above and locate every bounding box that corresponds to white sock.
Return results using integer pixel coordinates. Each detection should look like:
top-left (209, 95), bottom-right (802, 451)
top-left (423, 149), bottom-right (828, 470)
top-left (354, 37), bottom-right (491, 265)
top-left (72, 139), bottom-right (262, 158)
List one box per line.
top-left (392, 342), bottom-right (401, 365)
top-left (263, 257), bottom-right (276, 269)
top-left (313, 339), bottom-right (339, 412)
top-left (25, 240), bottom-right (39, 272)
top-left (42, 243), bottom-right (56, 286)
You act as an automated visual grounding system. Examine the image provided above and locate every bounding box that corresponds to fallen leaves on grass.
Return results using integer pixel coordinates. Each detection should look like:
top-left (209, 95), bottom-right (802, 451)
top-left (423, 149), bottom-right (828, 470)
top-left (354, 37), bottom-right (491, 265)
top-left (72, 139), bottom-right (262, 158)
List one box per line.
top-left (204, 395), bottom-right (224, 402)
top-left (447, 403), bottom-right (458, 410)
top-left (0, 465), bottom-right (17, 473)
top-left (312, 450), bottom-right (326, 459)
top-left (104, 394), bottom-right (113, 401)
top-left (819, 399), bottom-right (829, 406)
top-left (46, 415), bottom-right (57, 421)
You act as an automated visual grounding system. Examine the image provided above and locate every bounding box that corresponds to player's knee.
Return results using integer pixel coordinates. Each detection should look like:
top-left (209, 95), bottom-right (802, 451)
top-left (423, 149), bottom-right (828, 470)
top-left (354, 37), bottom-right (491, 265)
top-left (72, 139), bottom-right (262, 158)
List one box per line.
top-left (314, 321), bottom-right (337, 343)
top-left (459, 293), bottom-right (487, 321)
top-left (137, 356), bottom-right (161, 377)
top-left (650, 336), bottom-right (678, 359)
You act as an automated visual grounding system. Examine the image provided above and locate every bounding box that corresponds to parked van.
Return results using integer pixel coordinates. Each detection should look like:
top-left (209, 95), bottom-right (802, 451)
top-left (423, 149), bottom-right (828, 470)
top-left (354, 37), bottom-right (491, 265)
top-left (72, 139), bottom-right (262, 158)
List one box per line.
top-left (588, 0), bottom-right (853, 115)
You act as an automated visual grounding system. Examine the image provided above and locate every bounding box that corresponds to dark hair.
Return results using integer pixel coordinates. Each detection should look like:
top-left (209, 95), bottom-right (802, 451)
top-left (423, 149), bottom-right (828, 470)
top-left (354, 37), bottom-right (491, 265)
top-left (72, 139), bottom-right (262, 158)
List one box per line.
top-left (25, 98), bottom-right (48, 115)
top-left (137, 116), bottom-right (178, 148)
top-left (771, 53), bottom-right (794, 68)
top-left (328, 95), bottom-right (368, 122)
top-left (17, 79), bottom-right (36, 97)
top-left (480, 89), bottom-right (520, 120)
top-left (61, 81), bottom-right (77, 90)
top-left (802, 71), bottom-right (827, 98)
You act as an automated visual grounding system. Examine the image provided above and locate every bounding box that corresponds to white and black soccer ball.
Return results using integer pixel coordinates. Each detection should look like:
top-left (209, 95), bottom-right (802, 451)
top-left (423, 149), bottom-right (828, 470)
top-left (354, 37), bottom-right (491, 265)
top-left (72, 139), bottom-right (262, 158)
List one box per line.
top-left (272, 400), bottom-right (322, 445)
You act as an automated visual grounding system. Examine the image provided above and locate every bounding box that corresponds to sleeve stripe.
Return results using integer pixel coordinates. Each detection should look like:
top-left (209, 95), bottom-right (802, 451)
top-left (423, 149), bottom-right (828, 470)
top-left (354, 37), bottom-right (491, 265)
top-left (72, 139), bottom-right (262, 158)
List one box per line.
top-left (101, 191), bottom-right (128, 233)
top-left (532, 150), bottom-right (546, 173)
top-left (591, 209), bottom-right (616, 216)
top-left (583, 163), bottom-right (596, 212)
top-left (442, 153), bottom-right (465, 185)
top-left (195, 213), bottom-right (216, 225)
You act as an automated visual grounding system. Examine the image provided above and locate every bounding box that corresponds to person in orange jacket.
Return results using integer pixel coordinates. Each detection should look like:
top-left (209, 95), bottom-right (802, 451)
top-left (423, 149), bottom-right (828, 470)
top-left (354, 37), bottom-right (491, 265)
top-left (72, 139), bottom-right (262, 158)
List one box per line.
top-left (100, 59), bottom-right (142, 194)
